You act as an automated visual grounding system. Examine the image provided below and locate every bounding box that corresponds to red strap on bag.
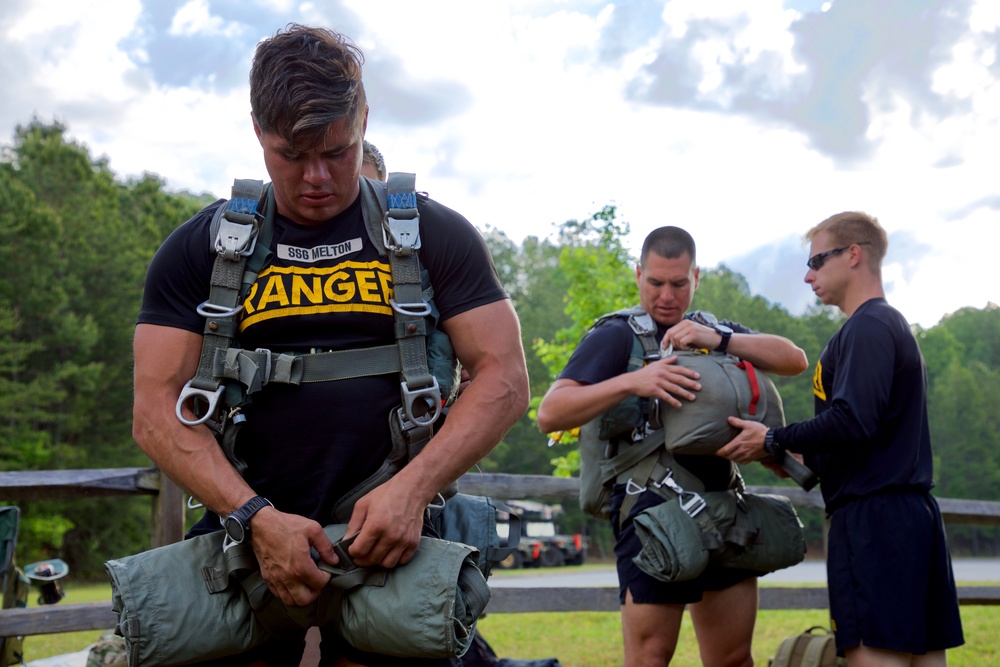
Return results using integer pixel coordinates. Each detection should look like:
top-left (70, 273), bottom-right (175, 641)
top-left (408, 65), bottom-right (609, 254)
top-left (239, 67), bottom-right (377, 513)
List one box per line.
top-left (735, 360), bottom-right (760, 416)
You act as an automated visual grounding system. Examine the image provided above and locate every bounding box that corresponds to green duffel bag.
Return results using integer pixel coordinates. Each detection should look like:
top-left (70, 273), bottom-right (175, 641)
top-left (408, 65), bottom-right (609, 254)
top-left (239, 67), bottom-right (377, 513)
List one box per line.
top-left (632, 490), bottom-right (805, 582)
top-left (105, 524), bottom-right (489, 665)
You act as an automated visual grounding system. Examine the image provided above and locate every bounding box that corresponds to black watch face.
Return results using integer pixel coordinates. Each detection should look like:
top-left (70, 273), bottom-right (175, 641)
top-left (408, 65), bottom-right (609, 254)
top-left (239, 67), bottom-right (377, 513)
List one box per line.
top-left (717, 325), bottom-right (734, 335)
top-left (224, 516), bottom-right (246, 543)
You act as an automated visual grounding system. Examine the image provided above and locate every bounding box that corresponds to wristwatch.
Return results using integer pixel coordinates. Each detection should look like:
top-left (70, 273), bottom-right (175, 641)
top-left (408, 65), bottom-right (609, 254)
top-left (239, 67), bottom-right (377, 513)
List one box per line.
top-left (763, 429), bottom-right (784, 457)
top-left (714, 324), bottom-right (734, 354)
top-left (223, 496), bottom-right (273, 545)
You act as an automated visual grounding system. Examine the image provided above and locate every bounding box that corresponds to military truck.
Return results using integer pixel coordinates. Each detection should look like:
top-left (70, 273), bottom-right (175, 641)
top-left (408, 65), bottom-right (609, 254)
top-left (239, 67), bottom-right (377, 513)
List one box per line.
top-left (495, 499), bottom-right (586, 569)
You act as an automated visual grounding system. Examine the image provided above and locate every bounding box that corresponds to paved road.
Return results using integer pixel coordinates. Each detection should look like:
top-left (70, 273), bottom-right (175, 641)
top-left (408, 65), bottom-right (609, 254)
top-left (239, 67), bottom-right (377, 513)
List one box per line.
top-left (489, 557), bottom-right (999, 588)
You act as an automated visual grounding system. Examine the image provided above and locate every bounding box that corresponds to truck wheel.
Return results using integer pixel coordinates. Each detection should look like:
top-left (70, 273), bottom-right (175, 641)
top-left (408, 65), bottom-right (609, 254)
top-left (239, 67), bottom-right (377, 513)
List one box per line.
top-left (497, 550), bottom-right (522, 570)
top-left (539, 547), bottom-right (564, 568)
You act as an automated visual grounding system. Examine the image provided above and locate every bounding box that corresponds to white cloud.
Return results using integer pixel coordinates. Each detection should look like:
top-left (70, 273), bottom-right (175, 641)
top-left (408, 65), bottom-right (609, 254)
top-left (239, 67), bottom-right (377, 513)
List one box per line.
top-left (1, 0), bottom-right (997, 331)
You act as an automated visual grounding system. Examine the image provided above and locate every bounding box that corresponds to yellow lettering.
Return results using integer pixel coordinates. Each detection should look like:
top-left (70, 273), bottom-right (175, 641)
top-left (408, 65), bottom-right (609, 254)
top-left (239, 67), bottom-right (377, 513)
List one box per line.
top-left (812, 360), bottom-right (826, 401)
top-left (324, 271), bottom-right (356, 302)
top-left (257, 275), bottom-right (290, 309)
top-left (291, 275), bottom-right (323, 305)
top-left (356, 270), bottom-right (383, 302)
top-left (243, 282), bottom-right (259, 315)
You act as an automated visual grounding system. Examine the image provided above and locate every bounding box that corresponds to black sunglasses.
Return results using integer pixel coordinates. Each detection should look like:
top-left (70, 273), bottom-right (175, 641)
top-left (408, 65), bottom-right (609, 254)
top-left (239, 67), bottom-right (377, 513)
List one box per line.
top-left (807, 242), bottom-right (868, 271)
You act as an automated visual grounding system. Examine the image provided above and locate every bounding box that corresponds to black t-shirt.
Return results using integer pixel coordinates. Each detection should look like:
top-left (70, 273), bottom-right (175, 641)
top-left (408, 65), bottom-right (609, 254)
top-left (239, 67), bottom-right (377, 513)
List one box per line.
top-left (138, 187), bottom-right (507, 526)
top-left (776, 298), bottom-right (934, 512)
top-left (558, 311), bottom-right (752, 491)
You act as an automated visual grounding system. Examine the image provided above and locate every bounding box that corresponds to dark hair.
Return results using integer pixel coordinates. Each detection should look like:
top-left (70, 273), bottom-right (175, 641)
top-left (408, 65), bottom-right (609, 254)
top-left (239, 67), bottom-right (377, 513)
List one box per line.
top-left (640, 226), bottom-right (696, 267)
top-left (250, 24), bottom-right (366, 149)
top-left (362, 140), bottom-right (386, 180)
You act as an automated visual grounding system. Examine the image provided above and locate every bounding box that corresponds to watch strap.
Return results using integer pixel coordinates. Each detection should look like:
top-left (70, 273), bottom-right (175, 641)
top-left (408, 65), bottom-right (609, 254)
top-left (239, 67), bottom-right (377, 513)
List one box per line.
top-left (225, 495), bottom-right (273, 543)
top-left (715, 325), bottom-right (733, 354)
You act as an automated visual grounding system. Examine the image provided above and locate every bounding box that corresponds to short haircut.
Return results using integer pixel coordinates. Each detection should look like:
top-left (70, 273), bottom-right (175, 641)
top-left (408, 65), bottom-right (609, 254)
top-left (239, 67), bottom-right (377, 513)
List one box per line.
top-left (362, 140), bottom-right (386, 181)
top-left (806, 211), bottom-right (888, 274)
top-left (640, 226), bottom-right (696, 267)
top-left (250, 24), bottom-right (366, 150)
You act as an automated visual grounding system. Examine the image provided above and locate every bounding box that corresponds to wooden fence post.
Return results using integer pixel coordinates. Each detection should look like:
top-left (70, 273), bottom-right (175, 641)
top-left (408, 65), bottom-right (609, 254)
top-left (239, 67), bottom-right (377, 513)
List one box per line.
top-left (151, 472), bottom-right (184, 547)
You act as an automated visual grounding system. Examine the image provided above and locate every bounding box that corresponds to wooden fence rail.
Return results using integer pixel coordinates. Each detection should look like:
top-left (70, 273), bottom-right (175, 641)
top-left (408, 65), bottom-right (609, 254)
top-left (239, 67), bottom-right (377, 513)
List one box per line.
top-left (2, 468), bottom-right (998, 639)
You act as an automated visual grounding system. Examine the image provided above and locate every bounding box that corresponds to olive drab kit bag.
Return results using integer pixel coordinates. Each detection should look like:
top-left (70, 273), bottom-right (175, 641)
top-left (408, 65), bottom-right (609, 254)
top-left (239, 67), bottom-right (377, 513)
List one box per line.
top-left (106, 174), bottom-right (518, 665)
top-left (768, 626), bottom-right (847, 667)
top-left (575, 307), bottom-right (810, 580)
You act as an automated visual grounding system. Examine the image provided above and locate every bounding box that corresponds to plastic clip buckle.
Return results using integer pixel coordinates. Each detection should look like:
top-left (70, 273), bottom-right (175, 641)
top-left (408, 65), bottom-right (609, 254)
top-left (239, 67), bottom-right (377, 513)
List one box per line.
top-left (175, 381), bottom-right (223, 426)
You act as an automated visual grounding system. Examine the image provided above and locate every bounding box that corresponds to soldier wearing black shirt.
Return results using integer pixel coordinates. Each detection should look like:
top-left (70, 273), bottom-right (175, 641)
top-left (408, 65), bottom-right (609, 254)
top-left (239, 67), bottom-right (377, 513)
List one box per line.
top-left (720, 211), bottom-right (964, 664)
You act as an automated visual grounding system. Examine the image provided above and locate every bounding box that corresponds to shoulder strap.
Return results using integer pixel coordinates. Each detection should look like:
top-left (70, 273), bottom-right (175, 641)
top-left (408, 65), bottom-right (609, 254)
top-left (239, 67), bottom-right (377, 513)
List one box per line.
top-left (176, 179), bottom-right (271, 429)
top-left (360, 173), bottom-right (442, 427)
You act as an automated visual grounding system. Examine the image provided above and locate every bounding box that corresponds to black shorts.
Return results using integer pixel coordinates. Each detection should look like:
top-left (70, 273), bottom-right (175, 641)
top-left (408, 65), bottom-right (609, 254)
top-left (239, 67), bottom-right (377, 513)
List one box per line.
top-left (610, 485), bottom-right (756, 606)
top-left (827, 491), bottom-right (965, 654)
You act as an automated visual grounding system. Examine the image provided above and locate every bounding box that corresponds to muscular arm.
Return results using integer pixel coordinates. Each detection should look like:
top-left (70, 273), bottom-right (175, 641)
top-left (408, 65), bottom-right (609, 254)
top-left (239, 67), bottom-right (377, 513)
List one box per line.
top-left (346, 299), bottom-right (530, 567)
top-left (536, 359), bottom-right (702, 433)
top-left (132, 324), bottom-right (335, 606)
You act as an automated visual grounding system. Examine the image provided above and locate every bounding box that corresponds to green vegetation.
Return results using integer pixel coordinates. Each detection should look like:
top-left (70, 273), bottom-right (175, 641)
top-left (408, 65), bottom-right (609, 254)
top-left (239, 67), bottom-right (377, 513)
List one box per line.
top-left (20, 583), bottom-right (999, 666)
top-left (1, 119), bottom-right (998, 583)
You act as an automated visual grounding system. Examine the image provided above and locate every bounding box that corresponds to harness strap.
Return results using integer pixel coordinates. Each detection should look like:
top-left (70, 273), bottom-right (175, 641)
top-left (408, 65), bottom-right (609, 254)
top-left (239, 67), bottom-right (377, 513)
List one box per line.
top-left (735, 360), bottom-right (761, 416)
top-left (178, 180), bottom-right (270, 428)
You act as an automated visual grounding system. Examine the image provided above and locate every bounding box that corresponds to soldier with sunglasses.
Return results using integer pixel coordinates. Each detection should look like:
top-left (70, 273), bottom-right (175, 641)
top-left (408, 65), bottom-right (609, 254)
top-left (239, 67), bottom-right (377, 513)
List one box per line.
top-left (719, 212), bottom-right (964, 666)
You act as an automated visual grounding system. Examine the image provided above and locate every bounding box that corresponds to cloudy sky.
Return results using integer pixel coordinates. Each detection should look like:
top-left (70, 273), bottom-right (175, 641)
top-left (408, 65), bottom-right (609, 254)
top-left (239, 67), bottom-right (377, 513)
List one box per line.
top-left (3, 0), bottom-right (998, 328)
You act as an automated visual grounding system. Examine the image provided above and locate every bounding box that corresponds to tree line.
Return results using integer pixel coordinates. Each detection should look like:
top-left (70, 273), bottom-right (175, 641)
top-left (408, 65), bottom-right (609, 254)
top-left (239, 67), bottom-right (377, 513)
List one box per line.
top-left (1, 120), bottom-right (997, 578)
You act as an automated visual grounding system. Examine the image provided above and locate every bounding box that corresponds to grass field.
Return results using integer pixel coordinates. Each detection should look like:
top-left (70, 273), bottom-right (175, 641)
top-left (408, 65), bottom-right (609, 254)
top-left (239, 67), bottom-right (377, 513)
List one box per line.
top-left (19, 578), bottom-right (999, 666)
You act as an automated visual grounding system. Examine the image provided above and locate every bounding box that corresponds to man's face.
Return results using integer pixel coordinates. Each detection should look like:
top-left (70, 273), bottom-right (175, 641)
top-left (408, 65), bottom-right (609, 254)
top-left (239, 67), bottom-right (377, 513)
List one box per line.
top-left (636, 251), bottom-right (699, 327)
top-left (254, 112), bottom-right (367, 225)
top-left (804, 230), bottom-right (849, 308)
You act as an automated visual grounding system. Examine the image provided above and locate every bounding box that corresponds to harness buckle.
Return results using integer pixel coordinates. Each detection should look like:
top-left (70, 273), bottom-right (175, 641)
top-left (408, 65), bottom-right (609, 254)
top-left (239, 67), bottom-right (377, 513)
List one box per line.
top-left (390, 298), bottom-right (432, 318)
top-left (400, 378), bottom-right (442, 427)
top-left (215, 218), bottom-right (258, 261)
top-left (679, 492), bottom-right (708, 518)
top-left (175, 381), bottom-right (223, 426)
top-left (625, 479), bottom-right (647, 495)
top-left (196, 300), bottom-right (245, 319)
top-left (382, 215), bottom-right (421, 257)
top-left (652, 468), bottom-right (686, 496)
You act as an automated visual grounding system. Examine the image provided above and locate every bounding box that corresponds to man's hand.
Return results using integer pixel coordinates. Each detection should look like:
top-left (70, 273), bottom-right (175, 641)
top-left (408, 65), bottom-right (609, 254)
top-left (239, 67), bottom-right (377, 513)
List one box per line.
top-left (716, 416), bottom-right (770, 464)
top-left (662, 319), bottom-right (721, 352)
top-left (250, 508), bottom-right (336, 607)
top-left (627, 357), bottom-right (702, 408)
top-left (345, 476), bottom-right (425, 569)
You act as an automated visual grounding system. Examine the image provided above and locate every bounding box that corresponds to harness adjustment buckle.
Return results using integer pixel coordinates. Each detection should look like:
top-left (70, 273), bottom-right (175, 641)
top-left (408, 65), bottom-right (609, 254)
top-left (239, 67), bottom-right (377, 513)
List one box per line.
top-left (400, 378), bottom-right (442, 427)
top-left (196, 300), bottom-right (245, 319)
top-left (680, 492), bottom-right (708, 518)
top-left (176, 381), bottom-right (223, 426)
top-left (390, 298), bottom-right (432, 318)
top-left (625, 479), bottom-right (646, 496)
top-left (215, 217), bottom-right (259, 261)
top-left (383, 215), bottom-right (421, 257)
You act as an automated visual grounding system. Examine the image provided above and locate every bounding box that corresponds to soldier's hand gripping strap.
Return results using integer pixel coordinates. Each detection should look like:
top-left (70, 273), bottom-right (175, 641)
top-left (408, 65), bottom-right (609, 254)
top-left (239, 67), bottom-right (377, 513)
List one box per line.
top-left (105, 524), bottom-right (490, 665)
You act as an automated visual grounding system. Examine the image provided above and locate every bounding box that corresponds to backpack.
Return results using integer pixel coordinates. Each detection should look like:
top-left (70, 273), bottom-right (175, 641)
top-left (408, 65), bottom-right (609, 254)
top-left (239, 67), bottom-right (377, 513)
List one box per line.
top-left (576, 307), bottom-right (790, 521)
top-left (769, 626), bottom-right (847, 667)
top-left (174, 173), bottom-right (460, 518)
